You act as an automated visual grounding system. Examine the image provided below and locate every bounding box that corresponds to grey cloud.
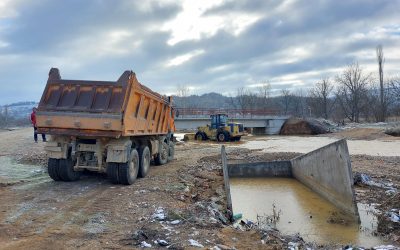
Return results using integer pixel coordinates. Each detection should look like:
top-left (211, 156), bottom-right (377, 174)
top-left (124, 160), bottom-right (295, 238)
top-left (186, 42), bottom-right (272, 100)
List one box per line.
top-left (0, 0), bottom-right (399, 105)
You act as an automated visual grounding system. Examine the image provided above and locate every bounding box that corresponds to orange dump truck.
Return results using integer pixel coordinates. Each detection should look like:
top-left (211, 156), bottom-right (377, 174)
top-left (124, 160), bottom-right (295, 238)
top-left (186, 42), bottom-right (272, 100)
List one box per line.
top-left (36, 68), bottom-right (175, 185)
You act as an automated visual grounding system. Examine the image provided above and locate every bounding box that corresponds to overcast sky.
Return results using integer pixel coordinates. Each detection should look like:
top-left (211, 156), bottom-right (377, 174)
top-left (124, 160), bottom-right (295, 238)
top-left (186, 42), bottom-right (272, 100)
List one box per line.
top-left (0, 0), bottom-right (399, 105)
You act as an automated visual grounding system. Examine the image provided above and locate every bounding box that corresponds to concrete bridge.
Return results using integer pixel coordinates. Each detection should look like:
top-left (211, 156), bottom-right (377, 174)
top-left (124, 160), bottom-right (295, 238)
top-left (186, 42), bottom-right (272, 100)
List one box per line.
top-left (175, 116), bottom-right (289, 135)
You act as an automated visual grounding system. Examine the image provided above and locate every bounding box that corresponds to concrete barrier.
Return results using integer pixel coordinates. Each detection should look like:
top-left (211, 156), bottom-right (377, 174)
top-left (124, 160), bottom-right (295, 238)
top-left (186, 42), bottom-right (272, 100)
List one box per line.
top-left (222, 139), bottom-right (359, 221)
top-left (228, 161), bottom-right (292, 177)
top-left (291, 139), bottom-right (359, 219)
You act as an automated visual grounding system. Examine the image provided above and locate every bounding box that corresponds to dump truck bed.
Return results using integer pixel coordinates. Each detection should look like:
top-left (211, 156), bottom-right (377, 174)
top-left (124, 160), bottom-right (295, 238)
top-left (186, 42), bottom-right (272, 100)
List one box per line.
top-left (37, 68), bottom-right (175, 138)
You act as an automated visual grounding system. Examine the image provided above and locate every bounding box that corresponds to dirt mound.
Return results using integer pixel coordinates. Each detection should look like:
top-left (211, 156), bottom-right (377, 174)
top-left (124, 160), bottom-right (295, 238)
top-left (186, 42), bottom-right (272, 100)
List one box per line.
top-left (280, 118), bottom-right (331, 135)
top-left (385, 126), bottom-right (400, 137)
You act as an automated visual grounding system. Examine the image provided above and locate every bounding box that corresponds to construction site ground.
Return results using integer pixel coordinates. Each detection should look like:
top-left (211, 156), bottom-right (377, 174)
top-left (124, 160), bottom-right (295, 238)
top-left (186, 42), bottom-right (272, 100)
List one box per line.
top-left (0, 127), bottom-right (399, 249)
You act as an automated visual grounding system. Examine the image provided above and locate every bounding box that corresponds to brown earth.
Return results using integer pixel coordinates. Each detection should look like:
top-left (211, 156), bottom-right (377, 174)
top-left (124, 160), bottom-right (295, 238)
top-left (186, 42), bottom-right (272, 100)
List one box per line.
top-left (0, 128), bottom-right (399, 249)
top-left (321, 127), bottom-right (397, 140)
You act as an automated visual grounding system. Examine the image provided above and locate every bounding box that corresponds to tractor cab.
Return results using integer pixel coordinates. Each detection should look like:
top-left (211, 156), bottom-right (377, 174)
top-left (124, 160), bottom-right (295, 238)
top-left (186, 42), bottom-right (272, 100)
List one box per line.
top-left (210, 114), bottom-right (228, 129)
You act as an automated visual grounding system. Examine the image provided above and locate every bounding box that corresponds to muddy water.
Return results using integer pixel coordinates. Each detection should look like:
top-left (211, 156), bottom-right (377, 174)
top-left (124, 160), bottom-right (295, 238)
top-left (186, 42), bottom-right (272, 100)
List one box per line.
top-left (230, 178), bottom-right (385, 247)
top-left (0, 156), bottom-right (47, 185)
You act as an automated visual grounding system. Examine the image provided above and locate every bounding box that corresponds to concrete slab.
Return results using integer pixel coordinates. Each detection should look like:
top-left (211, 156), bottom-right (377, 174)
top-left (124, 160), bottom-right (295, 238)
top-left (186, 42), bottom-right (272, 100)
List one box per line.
top-left (228, 161), bottom-right (292, 178)
top-left (291, 139), bottom-right (359, 219)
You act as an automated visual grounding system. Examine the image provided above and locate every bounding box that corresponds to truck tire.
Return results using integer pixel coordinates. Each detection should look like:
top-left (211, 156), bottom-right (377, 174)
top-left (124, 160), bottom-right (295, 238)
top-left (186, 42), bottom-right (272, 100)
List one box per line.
top-left (119, 149), bottom-right (139, 185)
top-left (167, 141), bottom-right (175, 162)
top-left (155, 141), bottom-right (168, 165)
top-left (107, 162), bottom-right (120, 184)
top-left (138, 146), bottom-right (150, 178)
top-left (217, 131), bottom-right (230, 142)
top-left (59, 158), bottom-right (81, 182)
top-left (48, 158), bottom-right (61, 181)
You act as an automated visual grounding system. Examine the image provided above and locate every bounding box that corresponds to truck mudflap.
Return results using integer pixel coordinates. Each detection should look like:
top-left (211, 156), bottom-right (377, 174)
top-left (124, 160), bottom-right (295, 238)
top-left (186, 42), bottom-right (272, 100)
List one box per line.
top-left (106, 138), bottom-right (132, 163)
top-left (44, 140), bottom-right (69, 159)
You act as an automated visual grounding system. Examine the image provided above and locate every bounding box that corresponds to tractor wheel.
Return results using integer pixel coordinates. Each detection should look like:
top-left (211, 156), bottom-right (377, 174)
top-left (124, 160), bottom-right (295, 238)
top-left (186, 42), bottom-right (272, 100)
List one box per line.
top-left (138, 146), bottom-right (151, 178)
top-left (107, 162), bottom-right (120, 184)
top-left (167, 141), bottom-right (175, 162)
top-left (59, 158), bottom-right (81, 182)
top-left (195, 132), bottom-right (206, 141)
top-left (48, 158), bottom-right (61, 181)
top-left (217, 131), bottom-right (230, 142)
top-left (155, 141), bottom-right (168, 165)
top-left (118, 149), bottom-right (139, 185)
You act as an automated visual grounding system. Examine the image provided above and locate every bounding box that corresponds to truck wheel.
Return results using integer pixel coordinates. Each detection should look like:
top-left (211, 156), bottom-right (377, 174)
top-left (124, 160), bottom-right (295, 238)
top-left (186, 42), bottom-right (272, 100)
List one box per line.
top-left (48, 158), bottom-right (61, 181)
top-left (119, 149), bottom-right (139, 185)
top-left (217, 132), bottom-right (230, 142)
top-left (59, 158), bottom-right (81, 182)
top-left (138, 146), bottom-right (151, 178)
top-left (155, 141), bottom-right (168, 165)
top-left (167, 141), bottom-right (175, 162)
top-left (107, 162), bottom-right (120, 184)
top-left (195, 132), bottom-right (205, 141)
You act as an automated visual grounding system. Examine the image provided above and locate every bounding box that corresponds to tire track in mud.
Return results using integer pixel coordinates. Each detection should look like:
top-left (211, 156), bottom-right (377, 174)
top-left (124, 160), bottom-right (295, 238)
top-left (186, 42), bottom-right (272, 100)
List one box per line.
top-left (1, 178), bottom-right (117, 244)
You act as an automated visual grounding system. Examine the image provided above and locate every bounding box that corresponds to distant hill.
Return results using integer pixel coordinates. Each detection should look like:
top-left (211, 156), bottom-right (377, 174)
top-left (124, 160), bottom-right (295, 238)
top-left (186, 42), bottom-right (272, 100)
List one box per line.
top-left (0, 101), bottom-right (38, 119)
top-left (173, 92), bottom-right (232, 109)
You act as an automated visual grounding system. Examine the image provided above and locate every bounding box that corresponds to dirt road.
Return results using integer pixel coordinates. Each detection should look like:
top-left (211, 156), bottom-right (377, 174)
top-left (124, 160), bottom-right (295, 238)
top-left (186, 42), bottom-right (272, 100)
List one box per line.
top-left (0, 128), bottom-right (399, 249)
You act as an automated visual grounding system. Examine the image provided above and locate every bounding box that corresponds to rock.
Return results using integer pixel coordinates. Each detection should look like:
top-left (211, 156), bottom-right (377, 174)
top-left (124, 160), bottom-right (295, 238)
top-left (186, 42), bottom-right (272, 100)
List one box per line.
top-left (188, 239), bottom-right (204, 248)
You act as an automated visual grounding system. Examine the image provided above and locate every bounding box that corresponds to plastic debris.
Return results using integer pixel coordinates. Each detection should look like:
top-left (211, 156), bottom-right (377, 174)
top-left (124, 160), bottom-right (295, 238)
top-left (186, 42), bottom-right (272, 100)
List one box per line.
top-left (140, 241), bottom-right (152, 248)
top-left (373, 245), bottom-right (398, 250)
top-left (153, 207), bottom-right (166, 221)
top-left (156, 239), bottom-right (169, 246)
top-left (354, 172), bottom-right (372, 184)
top-left (170, 220), bottom-right (181, 225)
top-left (232, 213), bottom-right (243, 221)
top-left (188, 239), bottom-right (204, 248)
top-left (288, 241), bottom-right (299, 250)
top-left (389, 212), bottom-right (400, 223)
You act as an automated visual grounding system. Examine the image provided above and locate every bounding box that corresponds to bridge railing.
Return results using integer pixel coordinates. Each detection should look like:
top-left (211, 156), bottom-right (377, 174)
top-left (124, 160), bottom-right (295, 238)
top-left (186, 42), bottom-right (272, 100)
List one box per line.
top-left (175, 108), bottom-right (287, 118)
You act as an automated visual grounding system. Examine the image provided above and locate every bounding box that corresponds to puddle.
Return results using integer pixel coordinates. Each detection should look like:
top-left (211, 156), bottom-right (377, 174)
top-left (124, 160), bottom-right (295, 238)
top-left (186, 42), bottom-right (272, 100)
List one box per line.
top-left (0, 156), bottom-right (47, 185)
top-left (230, 177), bottom-right (386, 247)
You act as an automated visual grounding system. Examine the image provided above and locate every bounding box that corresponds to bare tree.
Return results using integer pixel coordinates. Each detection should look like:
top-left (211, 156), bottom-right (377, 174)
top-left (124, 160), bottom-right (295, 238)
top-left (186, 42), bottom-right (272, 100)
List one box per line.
top-left (236, 87), bottom-right (257, 116)
top-left (389, 77), bottom-right (400, 116)
top-left (291, 89), bottom-right (307, 118)
top-left (280, 89), bottom-right (291, 116)
top-left (335, 62), bottom-right (372, 123)
top-left (376, 45), bottom-right (386, 122)
top-left (309, 78), bottom-right (334, 119)
top-left (390, 77), bottom-right (400, 99)
top-left (0, 106), bottom-right (9, 128)
top-left (176, 84), bottom-right (191, 116)
top-left (257, 81), bottom-right (271, 109)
